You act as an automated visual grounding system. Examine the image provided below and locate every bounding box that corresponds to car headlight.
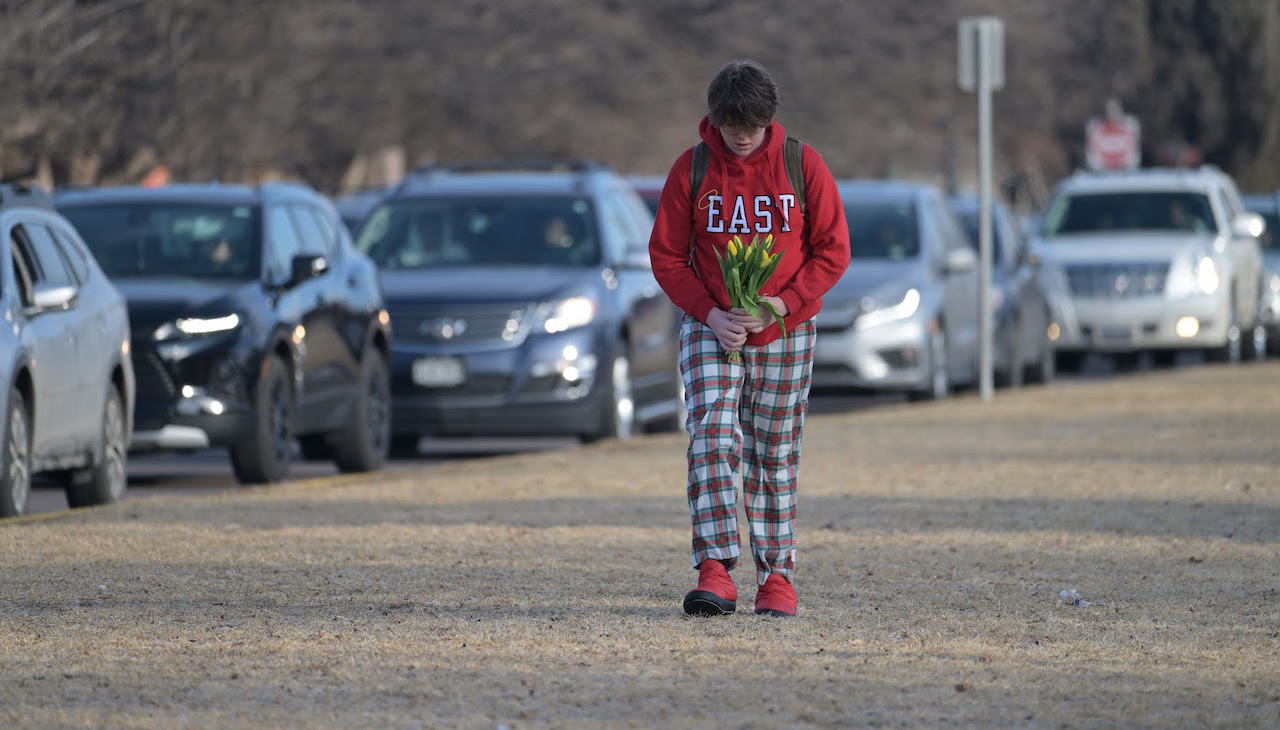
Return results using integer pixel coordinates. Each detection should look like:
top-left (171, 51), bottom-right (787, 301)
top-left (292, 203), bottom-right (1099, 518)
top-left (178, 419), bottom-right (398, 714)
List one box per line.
top-left (1166, 253), bottom-right (1220, 298)
top-left (154, 313), bottom-right (242, 340)
top-left (855, 288), bottom-right (920, 330)
top-left (534, 295), bottom-right (596, 334)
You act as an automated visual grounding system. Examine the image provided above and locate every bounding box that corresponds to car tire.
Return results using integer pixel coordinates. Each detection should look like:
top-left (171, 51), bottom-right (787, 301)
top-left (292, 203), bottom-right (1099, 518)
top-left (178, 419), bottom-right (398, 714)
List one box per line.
top-left (333, 350), bottom-right (390, 473)
top-left (66, 387), bottom-right (128, 509)
top-left (994, 323), bottom-right (1024, 388)
top-left (0, 388), bottom-right (32, 517)
top-left (583, 346), bottom-right (634, 443)
top-left (908, 328), bottom-right (949, 402)
top-left (1246, 323), bottom-right (1267, 362)
top-left (647, 364), bottom-right (687, 434)
top-left (1024, 325), bottom-right (1055, 385)
top-left (1206, 299), bottom-right (1242, 364)
top-left (230, 354), bottom-right (294, 484)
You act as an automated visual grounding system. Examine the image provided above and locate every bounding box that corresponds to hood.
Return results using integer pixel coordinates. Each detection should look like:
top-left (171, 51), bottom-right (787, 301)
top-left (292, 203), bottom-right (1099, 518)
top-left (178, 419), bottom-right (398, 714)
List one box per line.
top-left (824, 259), bottom-right (922, 304)
top-left (114, 278), bottom-right (253, 331)
top-left (379, 266), bottom-right (601, 306)
top-left (1038, 231), bottom-right (1221, 265)
top-left (698, 116), bottom-right (788, 167)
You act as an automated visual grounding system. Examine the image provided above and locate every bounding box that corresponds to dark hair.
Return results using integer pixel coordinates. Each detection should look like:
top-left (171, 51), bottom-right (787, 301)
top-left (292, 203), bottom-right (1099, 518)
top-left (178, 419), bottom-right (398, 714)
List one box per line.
top-left (706, 59), bottom-right (779, 129)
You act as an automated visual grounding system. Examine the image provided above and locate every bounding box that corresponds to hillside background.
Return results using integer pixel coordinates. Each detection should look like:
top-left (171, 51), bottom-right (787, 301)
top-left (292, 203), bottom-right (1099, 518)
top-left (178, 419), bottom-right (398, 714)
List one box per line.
top-left (2, 0), bottom-right (1278, 208)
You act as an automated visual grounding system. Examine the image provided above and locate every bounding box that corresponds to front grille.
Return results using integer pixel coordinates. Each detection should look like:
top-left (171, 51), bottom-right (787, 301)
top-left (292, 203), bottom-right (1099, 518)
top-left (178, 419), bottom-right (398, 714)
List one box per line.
top-left (391, 304), bottom-right (533, 348)
top-left (1066, 262), bottom-right (1168, 298)
top-left (133, 346), bottom-right (177, 401)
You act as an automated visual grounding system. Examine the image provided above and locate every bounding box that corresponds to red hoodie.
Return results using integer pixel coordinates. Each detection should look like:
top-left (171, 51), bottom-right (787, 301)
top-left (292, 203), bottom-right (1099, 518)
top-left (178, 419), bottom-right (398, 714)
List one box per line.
top-left (648, 117), bottom-right (850, 345)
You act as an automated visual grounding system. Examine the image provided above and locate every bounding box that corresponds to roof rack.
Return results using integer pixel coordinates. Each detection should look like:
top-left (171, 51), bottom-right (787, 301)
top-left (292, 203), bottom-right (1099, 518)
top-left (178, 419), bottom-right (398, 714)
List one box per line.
top-left (0, 183), bottom-right (54, 211)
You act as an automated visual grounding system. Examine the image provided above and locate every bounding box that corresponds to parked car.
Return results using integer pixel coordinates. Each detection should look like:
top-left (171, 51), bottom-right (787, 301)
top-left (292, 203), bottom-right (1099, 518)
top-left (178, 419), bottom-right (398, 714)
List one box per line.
top-left (0, 184), bottom-right (134, 516)
top-left (813, 180), bottom-right (980, 400)
top-left (1035, 166), bottom-right (1267, 371)
top-left (352, 159), bottom-right (684, 453)
top-left (626, 174), bottom-right (666, 217)
top-left (56, 182), bottom-right (391, 484)
top-left (949, 193), bottom-right (1054, 385)
top-left (333, 187), bottom-right (389, 235)
top-left (1241, 192), bottom-right (1280, 354)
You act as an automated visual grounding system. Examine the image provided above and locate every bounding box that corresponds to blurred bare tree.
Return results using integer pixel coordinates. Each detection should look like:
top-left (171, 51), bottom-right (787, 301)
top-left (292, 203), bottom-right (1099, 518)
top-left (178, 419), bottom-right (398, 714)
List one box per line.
top-left (0, 0), bottom-right (1276, 197)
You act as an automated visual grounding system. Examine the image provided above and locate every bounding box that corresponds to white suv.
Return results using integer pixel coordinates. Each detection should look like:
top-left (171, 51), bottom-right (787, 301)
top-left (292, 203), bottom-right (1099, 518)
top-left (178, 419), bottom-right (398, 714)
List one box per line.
top-left (1034, 166), bottom-right (1267, 369)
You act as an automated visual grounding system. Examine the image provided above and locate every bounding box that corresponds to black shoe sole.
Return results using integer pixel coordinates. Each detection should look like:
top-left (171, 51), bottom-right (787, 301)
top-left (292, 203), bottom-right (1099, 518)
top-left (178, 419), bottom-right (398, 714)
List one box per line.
top-left (683, 590), bottom-right (736, 616)
top-left (754, 608), bottom-right (795, 617)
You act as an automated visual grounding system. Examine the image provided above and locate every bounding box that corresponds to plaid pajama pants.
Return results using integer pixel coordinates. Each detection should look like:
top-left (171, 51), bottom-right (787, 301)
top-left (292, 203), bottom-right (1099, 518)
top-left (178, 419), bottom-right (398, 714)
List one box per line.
top-left (679, 312), bottom-right (816, 586)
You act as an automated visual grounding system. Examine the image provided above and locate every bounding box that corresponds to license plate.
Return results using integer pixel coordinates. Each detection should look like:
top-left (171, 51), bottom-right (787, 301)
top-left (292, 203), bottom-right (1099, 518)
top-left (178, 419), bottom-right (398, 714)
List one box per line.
top-left (412, 357), bottom-right (465, 387)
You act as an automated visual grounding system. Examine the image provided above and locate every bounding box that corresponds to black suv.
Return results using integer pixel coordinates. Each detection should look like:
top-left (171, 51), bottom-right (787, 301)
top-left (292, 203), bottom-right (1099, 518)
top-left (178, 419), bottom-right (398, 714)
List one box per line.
top-left (353, 160), bottom-right (684, 453)
top-left (56, 183), bottom-right (392, 483)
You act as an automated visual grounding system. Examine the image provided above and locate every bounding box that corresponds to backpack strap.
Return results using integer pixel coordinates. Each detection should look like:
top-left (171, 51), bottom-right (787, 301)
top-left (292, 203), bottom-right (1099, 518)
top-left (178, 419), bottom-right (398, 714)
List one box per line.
top-left (689, 141), bottom-right (710, 206)
top-left (784, 136), bottom-right (806, 212)
top-left (689, 136), bottom-right (806, 212)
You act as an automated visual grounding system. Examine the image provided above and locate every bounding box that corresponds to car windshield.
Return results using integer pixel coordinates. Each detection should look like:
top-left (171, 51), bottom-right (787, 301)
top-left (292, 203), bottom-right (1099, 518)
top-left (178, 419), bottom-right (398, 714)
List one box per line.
top-left (844, 201), bottom-right (920, 260)
top-left (60, 202), bottom-right (262, 280)
top-left (1043, 191), bottom-right (1218, 236)
top-left (356, 196), bottom-right (601, 269)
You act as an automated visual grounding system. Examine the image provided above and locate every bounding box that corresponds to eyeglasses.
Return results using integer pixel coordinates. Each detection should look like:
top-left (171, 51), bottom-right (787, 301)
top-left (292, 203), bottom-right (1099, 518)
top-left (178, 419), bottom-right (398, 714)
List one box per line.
top-left (720, 123), bottom-right (765, 137)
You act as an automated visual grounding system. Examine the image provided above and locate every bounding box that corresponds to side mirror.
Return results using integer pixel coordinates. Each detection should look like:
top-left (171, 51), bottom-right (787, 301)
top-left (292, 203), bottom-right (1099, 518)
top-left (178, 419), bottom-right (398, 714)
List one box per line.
top-left (944, 246), bottom-right (977, 275)
top-left (1231, 212), bottom-right (1266, 239)
top-left (289, 254), bottom-right (328, 284)
top-left (30, 282), bottom-right (77, 312)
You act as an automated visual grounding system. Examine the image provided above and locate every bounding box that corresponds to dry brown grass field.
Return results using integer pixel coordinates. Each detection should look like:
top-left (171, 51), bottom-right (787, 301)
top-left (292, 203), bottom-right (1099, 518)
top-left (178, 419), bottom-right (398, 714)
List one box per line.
top-left (2, 363), bottom-right (1279, 729)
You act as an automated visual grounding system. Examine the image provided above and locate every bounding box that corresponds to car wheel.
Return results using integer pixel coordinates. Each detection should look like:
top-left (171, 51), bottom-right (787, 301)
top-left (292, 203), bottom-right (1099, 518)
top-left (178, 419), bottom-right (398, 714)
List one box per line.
top-left (230, 354), bottom-right (293, 484)
top-left (647, 363), bottom-right (688, 434)
top-left (994, 324), bottom-right (1023, 388)
top-left (908, 328), bottom-right (949, 401)
top-left (1246, 323), bottom-right (1267, 362)
top-left (1025, 329), bottom-right (1055, 385)
top-left (584, 347), bottom-right (634, 442)
top-left (1207, 301), bottom-right (1242, 364)
top-left (66, 387), bottom-right (128, 508)
top-left (0, 388), bottom-right (31, 517)
top-left (333, 350), bottom-right (390, 473)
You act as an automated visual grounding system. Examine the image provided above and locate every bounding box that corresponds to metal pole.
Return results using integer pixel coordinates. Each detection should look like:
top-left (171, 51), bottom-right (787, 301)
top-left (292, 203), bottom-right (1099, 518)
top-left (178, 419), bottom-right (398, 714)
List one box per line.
top-left (977, 37), bottom-right (994, 402)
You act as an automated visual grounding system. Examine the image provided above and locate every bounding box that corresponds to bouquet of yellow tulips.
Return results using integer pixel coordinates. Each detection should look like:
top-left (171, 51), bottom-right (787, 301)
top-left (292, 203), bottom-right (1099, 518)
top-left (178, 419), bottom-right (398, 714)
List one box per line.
top-left (713, 233), bottom-right (786, 363)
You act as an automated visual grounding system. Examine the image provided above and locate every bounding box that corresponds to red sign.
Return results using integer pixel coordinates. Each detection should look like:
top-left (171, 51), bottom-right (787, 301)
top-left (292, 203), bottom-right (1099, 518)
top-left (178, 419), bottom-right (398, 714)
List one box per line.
top-left (1086, 115), bottom-right (1141, 171)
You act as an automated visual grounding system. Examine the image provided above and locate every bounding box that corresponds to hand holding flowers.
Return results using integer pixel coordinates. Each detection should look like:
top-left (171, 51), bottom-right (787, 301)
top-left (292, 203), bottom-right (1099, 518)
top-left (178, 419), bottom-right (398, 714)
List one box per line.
top-left (713, 233), bottom-right (786, 363)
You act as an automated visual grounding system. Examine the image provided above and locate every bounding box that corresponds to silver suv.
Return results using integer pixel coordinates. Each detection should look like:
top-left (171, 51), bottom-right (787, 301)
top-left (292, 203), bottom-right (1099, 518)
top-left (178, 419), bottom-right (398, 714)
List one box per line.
top-left (1, 185), bottom-right (134, 516)
top-left (1035, 166), bottom-right (1267, 369)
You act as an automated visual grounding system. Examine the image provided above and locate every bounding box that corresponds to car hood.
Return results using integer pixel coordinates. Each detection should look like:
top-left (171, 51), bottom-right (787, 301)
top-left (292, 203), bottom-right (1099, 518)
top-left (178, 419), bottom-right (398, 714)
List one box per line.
top-left (114, 278), bottom-right (255, 332)
top-left (825, 259), bottom-right (922, 303)
top-left (1038, 232), bottom-right (1220, 265)
top-left (379, 266), bottom-right (600, 306)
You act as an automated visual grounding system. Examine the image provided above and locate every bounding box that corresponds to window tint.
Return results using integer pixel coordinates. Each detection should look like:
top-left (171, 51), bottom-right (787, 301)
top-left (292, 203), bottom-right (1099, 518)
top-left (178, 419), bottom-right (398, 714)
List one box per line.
top-left (1044, 191), bottom-right (1218, 235)
top-left (60, 202), bottom-right (261, 279)
top-left (287, 204), bottom-right (328, 258)
top-left (49, 222), bottom-right (92, 282)
top-left (356, 196), bottom-right (600, 269)
top-left (844, 200), bottom-right (920, 260)
top-left (19, 223), bottom-right (76, 286)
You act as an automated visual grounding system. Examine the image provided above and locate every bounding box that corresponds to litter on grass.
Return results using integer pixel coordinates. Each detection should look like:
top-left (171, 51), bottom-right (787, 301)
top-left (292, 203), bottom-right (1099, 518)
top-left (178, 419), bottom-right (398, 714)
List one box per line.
top-left (1060, 588), bottom-right (1108, 607)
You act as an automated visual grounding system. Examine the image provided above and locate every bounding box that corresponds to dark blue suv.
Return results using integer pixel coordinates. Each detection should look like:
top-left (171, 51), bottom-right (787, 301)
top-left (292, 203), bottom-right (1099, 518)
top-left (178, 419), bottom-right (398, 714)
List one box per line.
top-left (57, 183), bottom-right (392, 483)
top-left (353, 160), bottom-right (684, 454)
